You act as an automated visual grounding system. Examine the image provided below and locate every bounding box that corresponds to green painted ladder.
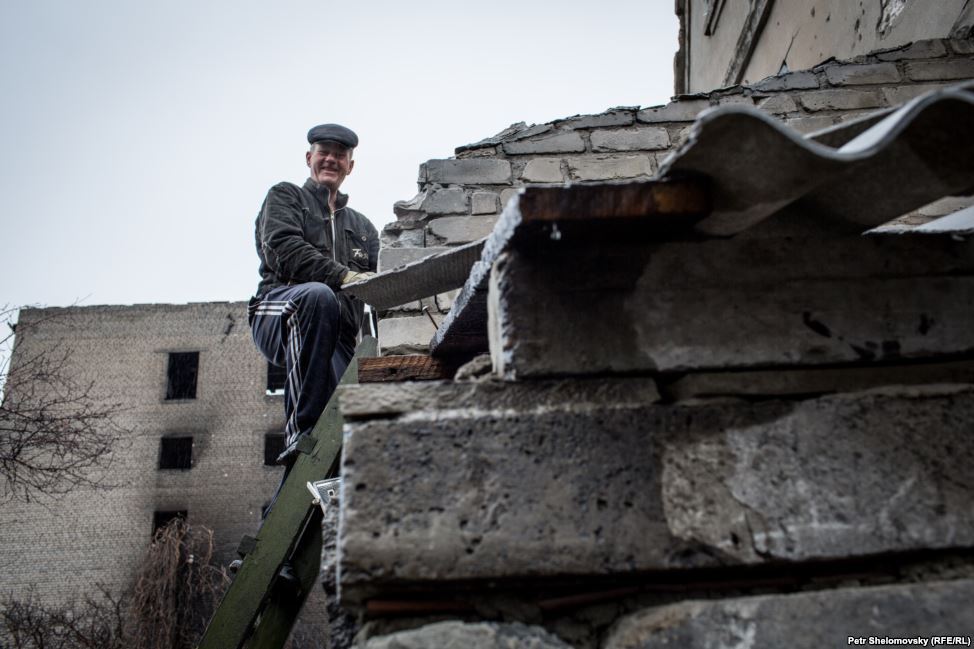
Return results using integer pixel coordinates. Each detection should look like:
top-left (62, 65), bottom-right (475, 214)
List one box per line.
top-left (197, 337), bottom-right (376, 649)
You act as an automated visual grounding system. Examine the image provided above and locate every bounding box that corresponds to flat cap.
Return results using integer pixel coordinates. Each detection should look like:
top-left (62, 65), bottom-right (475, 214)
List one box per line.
top-left (307, 123), bottom-right (358, 148)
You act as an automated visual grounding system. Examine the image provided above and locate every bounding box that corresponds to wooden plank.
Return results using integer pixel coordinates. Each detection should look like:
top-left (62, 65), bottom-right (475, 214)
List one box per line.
top-left (358, 355), bottom-right (460, 383)
top-left (198, 338), bottom-right (376, 649)
top-left (430, 180), bottom-right (710, 357)
top-left (343, 239), bottom-right (485, 310)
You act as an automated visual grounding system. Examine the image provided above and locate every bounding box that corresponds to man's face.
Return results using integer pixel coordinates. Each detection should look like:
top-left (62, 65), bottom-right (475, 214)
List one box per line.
top-left (306, 141), bottom-right (355, 192)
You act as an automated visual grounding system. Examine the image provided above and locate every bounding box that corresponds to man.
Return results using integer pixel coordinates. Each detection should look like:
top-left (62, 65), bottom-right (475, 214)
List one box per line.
top-left (249, 123), bottom-right (379, 468)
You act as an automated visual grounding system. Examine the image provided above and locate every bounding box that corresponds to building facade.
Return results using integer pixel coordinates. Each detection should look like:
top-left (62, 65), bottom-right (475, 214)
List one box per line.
top-left (1, 302), bottom-right (283, 603)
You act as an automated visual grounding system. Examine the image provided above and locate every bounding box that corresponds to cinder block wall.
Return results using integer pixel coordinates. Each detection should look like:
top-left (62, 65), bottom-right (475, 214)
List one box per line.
top-left (0, 303), bottom-right (283, 604)
top-left (377, 37), bottom-right (974, 354)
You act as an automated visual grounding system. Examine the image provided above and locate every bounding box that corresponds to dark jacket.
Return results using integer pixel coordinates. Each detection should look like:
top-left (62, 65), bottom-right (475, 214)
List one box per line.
top-left (253, 178), bottom-right (379, 338)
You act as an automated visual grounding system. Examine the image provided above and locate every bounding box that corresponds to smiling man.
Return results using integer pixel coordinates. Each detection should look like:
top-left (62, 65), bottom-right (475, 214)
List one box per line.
top-left (249, 123), bottom-right (379, 472)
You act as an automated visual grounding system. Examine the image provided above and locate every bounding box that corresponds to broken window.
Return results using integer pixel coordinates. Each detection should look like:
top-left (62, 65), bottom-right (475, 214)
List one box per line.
top-left (266, 362), bottom-right (286, 395)
top-left (158, 436), bottom-right (193, 470)
top-left (152, 510), bottom-right (187, 535)
top-left (264, 432), bottom-right (285, 466)
top-left (166, 352), bottom-right (199, 400)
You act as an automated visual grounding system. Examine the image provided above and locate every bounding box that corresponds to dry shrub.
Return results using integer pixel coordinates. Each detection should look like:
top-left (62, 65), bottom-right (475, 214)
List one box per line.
top-left (0, 585), bottom-right (126, 649)
top-left (128, 518), bottom-right (231, 649)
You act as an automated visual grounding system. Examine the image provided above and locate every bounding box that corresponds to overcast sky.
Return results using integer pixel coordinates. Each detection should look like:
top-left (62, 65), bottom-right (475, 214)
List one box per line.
top-left (0, 1), bottom-right (679, 310)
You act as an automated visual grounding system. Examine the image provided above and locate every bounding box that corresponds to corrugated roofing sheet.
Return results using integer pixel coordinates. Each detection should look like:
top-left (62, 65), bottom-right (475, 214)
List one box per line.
top-left (658, 82), bottom-right (974, 236)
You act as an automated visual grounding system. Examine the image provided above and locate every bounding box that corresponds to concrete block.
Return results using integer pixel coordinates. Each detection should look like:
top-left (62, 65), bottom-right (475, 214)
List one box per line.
top-left (751, 71), bottom-right (819, 92)
top-left (360, 621), bottom-right (572, 649)
top-left (950, 38), bottom-right (974, 54)
top-left (377, 316), bottom-right (434, 355)
top-left (428, 214), bottom-right (499, 245)
top-left (876, 39), bottom-right (949, 61)
top-left (567, 156), bottom-right (654, 181)
top-left (557, 109), bottom-right (635, 129)
top-left (378, 247), bottom-right (451, 273)
top-left (425, 159), bottom-right (512, 185)
top-left (487, 236), bottom-right (974, 378)
top-left (604, 580), bottom-right (974, 649)
top-left (423, 187), bottom-right (467, 215)
top-left (338, 382), bottom-right (974, 600)
top-left (340, 378), bottom-right (660, 420)
top-left (471, 191), bottom-right (499, 215)
top-left (905, 59), bottom-right (974, 81)
top-left (756, 94), bottom-right (798, 114)
top-left (636, 99), bottom-right (711, 123)
top-left (825, 62), bottom-right (900, 85)
top-left (591, 127), bottom-right (670, 152)
top-left (797, 88), bottom-right (886, 112)
top-left (502, 131), bottom-right (586, 155)
top-left (882, 82), bottom-right (951, 106)
top-left (520, 158), bottom-right (565, 183)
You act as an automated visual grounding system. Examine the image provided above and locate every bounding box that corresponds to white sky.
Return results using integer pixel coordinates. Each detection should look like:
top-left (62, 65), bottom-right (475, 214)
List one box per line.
top-left (0, 1), bottom-right (679, 309)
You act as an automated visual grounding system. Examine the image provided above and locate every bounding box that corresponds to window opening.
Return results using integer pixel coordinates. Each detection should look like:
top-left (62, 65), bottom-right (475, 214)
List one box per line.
top-left (264, 433), bottom-right (285, 466)
top-left (159, 436), bottom-right (193, 470)
top-left (152, 510), bottom-right (187, 535)
top-left (266, 362), bottom-right (286, 395)
top-left (166, 352), bottom-right (199, 400)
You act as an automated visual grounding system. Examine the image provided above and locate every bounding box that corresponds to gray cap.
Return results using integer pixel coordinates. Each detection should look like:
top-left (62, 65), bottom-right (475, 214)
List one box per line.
top-left (307, 123), bottom-right (358, 148)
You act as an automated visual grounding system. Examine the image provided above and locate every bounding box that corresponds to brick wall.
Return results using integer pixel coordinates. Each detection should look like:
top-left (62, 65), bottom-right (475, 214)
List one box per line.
top-left (376, 37), bottom-right (974, 354)
top-left (0, 302), bottom-right (283, 604)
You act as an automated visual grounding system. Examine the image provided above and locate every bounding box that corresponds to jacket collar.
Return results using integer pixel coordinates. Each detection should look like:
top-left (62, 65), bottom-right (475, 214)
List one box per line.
top-left (303, 178), bottom-right (349, 211)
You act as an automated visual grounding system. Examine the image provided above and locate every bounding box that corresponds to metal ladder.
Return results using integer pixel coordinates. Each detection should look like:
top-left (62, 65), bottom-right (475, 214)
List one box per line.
top-left (197, 337), bottom-right (376, 649)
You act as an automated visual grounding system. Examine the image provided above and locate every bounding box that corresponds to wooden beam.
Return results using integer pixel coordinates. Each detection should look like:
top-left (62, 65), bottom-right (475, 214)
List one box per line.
top-left (358, 355), bottom-right (461, 383)
top-left (343, 239), bottom-right (485, 310)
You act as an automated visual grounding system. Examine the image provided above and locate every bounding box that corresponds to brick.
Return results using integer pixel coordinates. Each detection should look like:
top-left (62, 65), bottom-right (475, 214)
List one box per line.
top-left (636, 98), bottom-right (711, 123)
top-left (568, 155), bottom-right (654, 181)
top-left (499, 188), bottom-right (520, 210)
top-left (377, 315), bottom-right (435, 355)
top-left (876, 39), bottom-right (948, 61)
top-left (905, 58), bottom-right (974, 81)
top-left (423, 187), bottom-right (467, 215)
top-left (590, 127), bottom-right (670, 152)
top-left (756, 93), bottom-right (798, 114)
top-left (557, 109), bottom-right (635, 129)
top-left (824, 62), bottom-right (900, 85)
top-left (605, 581), bottom-right (974, 649)
top-left (470, 191), bottom-right (498, 215)
top-left (339, 380), bottom-right (974, 600)
top-left (751, 70), bottom-right (819, 92)
top-left (380, 224), bottom-right (424, 248)
top-left (797, 88), bottom-right (886, 111)
top-left (502, 131), bottom-right (586, 155)
top-left (377, 247), bottom-right (451, 273)
top-left (425, 159), bottom-right (512, 185)
top-left (520, 158), bottom-right (564, 183)
top-left (427, 214), bottom-right (498, 244)
top-left (882, 82), bottom-right (952, 105)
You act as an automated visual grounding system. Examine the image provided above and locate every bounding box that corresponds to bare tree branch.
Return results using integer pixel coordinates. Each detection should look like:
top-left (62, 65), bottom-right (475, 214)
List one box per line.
top-left (0, 305), bottom-right (130, 503)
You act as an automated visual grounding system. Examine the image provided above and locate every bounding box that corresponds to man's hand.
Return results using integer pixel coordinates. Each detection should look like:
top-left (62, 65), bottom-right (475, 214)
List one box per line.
top-left (342, 270), bottom-right (376, 286)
